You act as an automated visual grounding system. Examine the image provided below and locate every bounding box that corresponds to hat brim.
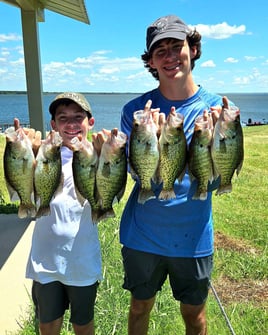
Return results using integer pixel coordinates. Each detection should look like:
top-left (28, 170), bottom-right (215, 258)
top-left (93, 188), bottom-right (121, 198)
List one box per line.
top-left (148, 31), bottom-right (187, 51)
top-left (49, 93), bottom-right (91, 117)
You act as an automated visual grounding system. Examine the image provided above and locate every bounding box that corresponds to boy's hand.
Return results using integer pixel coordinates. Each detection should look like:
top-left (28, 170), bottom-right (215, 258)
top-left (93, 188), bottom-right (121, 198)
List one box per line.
top-left (92, 128), bottom-right (111, 156)
top-left (144, 99), bottom-right (166, 136)
top-left (210, 96), bottom-right (229, 125)
top-left (14, 118), bottom-right (42, 155)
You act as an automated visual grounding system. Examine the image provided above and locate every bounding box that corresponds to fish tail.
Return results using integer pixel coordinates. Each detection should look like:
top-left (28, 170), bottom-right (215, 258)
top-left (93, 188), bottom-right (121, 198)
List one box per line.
top-left (216, 183), bottom-right (232, 195)
top-left (158, 189), bottom-right (176, 201)
top-left (138, 189), bottom-right (156, 204)
top-left (91, 209), bottom-right (102, 224)
top-left (18, 203), bottom-right (36, 219)
top-left (95, 208), bottom-right (115, 223)
top-left (192, 191), bottom-right (208, 201)
top-left (35, 205), bottom-right (51, 218)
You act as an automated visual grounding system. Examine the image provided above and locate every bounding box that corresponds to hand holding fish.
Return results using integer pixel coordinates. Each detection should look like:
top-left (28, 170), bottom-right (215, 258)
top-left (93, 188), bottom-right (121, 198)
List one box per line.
top-left (92, 128), bottom-right (114, 156)
top-left (13, 118), bottom-right (42, 156)
top-left (143, 99), bottom-right (166, 137)
top-left (210, 96), bottom-right (229, 125)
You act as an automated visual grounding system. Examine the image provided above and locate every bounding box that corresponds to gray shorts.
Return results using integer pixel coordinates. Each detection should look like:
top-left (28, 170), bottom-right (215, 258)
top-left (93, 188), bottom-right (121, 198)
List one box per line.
top-left (32, 281), bottom-right (98, 325)
top-left (121, 247), bottom-right (213, 305)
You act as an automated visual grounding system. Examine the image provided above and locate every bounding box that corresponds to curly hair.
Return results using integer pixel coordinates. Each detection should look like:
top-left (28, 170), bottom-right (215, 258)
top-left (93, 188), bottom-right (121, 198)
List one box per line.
top-left (141, 29), bottom-right (202, 81)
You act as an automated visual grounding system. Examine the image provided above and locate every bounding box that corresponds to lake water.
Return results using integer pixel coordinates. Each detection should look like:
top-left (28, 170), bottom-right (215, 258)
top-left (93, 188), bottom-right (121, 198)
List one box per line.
top-left (0, 92), bottom-right (267, 132)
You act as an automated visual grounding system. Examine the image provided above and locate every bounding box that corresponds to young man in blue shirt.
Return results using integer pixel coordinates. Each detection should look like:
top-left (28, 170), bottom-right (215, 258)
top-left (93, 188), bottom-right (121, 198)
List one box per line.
top-left (120, 15), bottom-right (227, 335)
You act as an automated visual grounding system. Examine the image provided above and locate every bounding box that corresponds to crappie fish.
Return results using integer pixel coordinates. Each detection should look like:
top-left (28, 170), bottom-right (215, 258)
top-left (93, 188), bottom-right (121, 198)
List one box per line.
top-left (96, 129), bottom-right (127, 222)
top-left (34, 130), bottom-right (62, 217)
top-left (129, 111), bottom-right (160, 204)
top-left (188, 114), bottom-right (214, 200)
top-left (3, 127), bottom-right (36, 218)
top-left (211, 106), bottom-right (244, 195)
top-left (158, 110), bottom-right (187, 200)
top-left (71, 136), bottom-right (100, 223)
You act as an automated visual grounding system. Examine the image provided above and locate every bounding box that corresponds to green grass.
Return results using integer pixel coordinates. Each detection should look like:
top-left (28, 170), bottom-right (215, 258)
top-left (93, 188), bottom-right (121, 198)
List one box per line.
top-left (1, 126), bottom-right (267, 335)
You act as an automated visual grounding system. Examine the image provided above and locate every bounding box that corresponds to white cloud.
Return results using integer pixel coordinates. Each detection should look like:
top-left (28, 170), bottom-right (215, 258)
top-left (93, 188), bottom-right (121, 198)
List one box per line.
top-left (190, 22), bottom-right (246, 39)
top-left (233, 68), bottom-right (261, 86)
top-left (1, 50), bottom-right (9, 57)
top-left (0, 33), bottom-right (22, 42)
top-left (99, 67), bottom-right (119, 74)
top-left (10, 57), bottom-right (24, 66)
top-left (224, 57), bottom-right (239, 63)
top-left (244, 56), bottom-right (257, 61)
top-left (200, 60), bottom-right (216, 68)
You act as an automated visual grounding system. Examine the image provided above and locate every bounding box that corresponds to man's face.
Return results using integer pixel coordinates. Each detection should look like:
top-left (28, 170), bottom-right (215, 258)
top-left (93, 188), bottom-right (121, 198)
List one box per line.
top-left (149, 39), bottom-right (194, 81)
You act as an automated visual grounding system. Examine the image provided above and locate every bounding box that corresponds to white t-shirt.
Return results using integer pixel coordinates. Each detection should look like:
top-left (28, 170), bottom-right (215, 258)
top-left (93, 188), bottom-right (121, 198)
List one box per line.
top-left (26, 146), bottom-right (102, 286)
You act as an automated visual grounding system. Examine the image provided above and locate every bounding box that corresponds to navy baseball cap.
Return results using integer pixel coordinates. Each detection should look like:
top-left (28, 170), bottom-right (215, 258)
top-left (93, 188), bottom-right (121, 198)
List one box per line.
top-left (146, 15), bottom-right (192, 52)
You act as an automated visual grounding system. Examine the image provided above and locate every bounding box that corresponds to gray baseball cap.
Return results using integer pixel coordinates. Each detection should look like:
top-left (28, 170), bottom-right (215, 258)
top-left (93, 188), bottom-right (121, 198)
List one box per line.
top-left (49, 92), bottom-right (92, 117)
top-left (146, 15), bottom-right (192, 52)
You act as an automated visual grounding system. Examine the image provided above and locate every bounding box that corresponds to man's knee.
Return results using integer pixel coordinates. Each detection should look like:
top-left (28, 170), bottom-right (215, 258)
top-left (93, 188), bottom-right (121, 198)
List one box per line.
top-left (130, 296), bottom-right (156, 315)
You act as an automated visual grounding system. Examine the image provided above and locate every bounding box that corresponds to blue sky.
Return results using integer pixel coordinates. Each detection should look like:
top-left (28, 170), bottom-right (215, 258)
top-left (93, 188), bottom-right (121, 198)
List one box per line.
top-left (0, 0), bottom-right (267, 93)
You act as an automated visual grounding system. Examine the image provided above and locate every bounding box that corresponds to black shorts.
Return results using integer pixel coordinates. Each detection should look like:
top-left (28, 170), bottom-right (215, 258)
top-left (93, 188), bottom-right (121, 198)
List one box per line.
top-left (32, 281), bottom-right (98, 325)
top-left (121, 247), bottom-right (213, 305)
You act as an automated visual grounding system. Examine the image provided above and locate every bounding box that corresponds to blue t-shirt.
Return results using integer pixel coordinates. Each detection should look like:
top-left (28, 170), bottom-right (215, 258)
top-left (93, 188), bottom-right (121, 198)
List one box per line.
top-left (120, 86), bottom-right (223, 258)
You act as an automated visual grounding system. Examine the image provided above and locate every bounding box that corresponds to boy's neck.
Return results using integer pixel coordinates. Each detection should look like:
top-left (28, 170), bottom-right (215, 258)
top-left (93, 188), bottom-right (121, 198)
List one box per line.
top-left (159, 77), bottom-right (199, 101)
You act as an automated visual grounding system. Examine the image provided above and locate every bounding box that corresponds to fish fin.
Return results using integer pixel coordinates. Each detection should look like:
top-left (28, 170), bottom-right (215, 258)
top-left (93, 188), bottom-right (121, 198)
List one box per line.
top-left (188, 170), bottom-right (195, 183)
top-left (95, 208), bottom-right (115, 223)
top-left (74, 187), bottom-right (87, 206)
top-left (138, 189), bottom-right (156, 204)
top-left (192, 191), bottom-right (208, 201)
top-left (115, 183), bottom-right (127, 203)
top-left (18, 203), bottom-right (36, 219)
top-left (216, 184), bottom-right (232, 195)
top-left (129, 166), bottom-right (139, 181)
top-left (53, 173), bottom-right (64, 197)
top-left (236, 160), bottom-right (243, 176)
top-left (158, 189), bottom-right (176, 201)
top-left (152, 165), bottom-right (162, 185)
top-left (5, 182), bottom-right (20, 202)
top-left (177, 168), bottom-right (186, 183)
top-left (35, 205), bottom-right (51, 218)
top-left (91, 210), bottom-right (101, 224)
top-left (208, 173), bottom-right (215, 184)
top-left (152, 171), bottom-right (162, 185)
top-left (212, 165), bottom-right (220, 180)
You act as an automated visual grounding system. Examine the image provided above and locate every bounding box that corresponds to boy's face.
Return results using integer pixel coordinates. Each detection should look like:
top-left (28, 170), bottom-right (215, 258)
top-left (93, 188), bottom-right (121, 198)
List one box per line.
top-left (50, 102), bottom-right (94, 148)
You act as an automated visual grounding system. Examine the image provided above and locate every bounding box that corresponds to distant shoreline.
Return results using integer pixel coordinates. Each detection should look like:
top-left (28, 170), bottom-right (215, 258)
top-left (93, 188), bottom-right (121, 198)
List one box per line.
top-left (0, 91), bottom-right (142, 95)
top-left (0, 91), bottom-right (267, 95)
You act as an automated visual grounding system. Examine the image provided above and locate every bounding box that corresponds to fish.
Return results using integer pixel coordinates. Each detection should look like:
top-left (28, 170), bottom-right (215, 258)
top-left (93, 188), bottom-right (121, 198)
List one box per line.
top-left (188, 113), bottom-right (214, 200)
top-left (96, 128), bottom-right (128, 222)
top-left (158, 109), bottom-right (187, 200)
top-left (211, 106), bottom-right (244, 195)
top-left (71, 136), bottom-right (100, 223)
top-left (129, 110), bottom-right (160, 204)
top-left (34, 130), bottom-right (63, 217)
top-left (3, 127), bottom-right (36, 218)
